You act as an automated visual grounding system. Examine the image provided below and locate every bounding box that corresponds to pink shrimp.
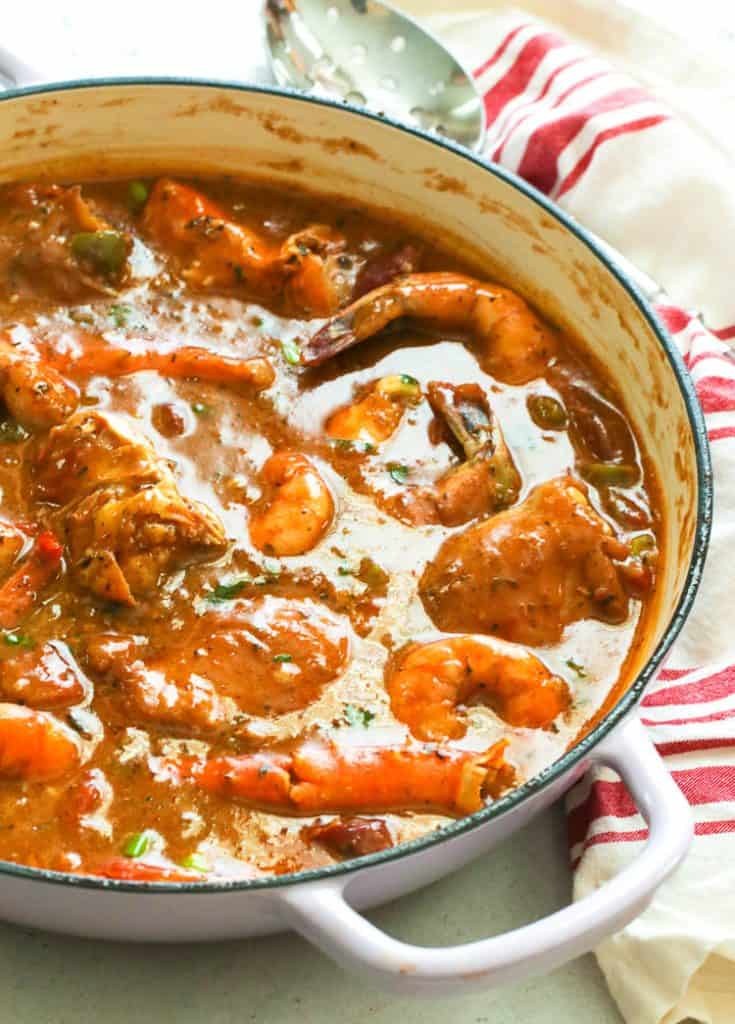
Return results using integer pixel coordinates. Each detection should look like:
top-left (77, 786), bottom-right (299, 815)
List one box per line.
top-left (303, 272), bottom-right (558, 385)
top-left (387, 635), bottom-right (570, 741)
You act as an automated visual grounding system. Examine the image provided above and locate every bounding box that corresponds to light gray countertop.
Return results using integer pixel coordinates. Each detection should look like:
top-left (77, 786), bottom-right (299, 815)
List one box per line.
top-left (0, 806), bottom-right (622, 1023)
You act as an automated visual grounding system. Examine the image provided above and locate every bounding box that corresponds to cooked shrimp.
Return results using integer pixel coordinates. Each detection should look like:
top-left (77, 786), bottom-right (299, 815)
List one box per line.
top-left (387, 636), bottom-right (569, 741)
top-left (0, 338), bottom-right (78, 429)
top-left (192, 737), bottom-right (514, 816)
top-left (142, 179), bottom-right (349, 313)
top-left (302, 272), bottom-right (558, 385)
top-left (249, 451), bottom-right (334, 556)
top-left (0, 703), bottom-right (80, 780)
top-left (325, 374), bottom-right (422, 444)
top-left (0, 531), bottom-right (63, 630)
top-left (37, 334), bottom-right (275, 392)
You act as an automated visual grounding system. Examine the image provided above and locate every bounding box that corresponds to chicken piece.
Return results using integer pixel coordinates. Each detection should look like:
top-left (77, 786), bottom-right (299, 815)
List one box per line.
top-left (0, 184), bottom-right (131, 301)
top-left (420, 476), bottom-right (639, 645)
top-left (84, 596), bottom-right (350, 734)
top-left (0, 641), bottom-right (90, 709)
top-left (141, 178), bottom-right (349, 313)
top-left (34, 410), bottom-right (226, 605)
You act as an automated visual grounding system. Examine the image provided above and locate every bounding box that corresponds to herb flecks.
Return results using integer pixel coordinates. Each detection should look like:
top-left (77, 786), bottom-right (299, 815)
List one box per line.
top-left (344, 704), bottom-right (375, 728)
top-left (566, 658), bottom-right (588, 678)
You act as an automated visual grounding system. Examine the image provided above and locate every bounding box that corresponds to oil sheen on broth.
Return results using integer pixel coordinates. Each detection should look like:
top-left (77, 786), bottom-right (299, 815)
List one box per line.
top-left (0, 177), bottom-right (657, 881)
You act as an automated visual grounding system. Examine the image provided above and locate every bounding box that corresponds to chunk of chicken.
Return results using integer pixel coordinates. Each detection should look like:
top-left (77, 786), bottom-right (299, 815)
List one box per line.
top-left (0, 184), bottom-right (131, 302)
top-left (141, 178), bottom-right (350, 313)
top-left (34, 410), bottom-right (226, 605)
top-left (85, 596), bottom-right (350, 734)
top-left (420, 476), bottom-right (640, 645)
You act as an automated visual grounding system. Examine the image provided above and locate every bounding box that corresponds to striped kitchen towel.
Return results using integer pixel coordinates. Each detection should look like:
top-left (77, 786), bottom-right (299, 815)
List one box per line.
top-left (427, 10), bottom-right (735, 1024)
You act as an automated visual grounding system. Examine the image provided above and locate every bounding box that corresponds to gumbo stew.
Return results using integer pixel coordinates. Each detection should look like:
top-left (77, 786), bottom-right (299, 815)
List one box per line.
top-left (0, 176), bottom-right (658, 881)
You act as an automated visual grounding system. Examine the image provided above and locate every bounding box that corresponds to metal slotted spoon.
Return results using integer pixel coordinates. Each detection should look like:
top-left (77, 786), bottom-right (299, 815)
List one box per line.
top-left (264, 0), bottom-right (486, 151)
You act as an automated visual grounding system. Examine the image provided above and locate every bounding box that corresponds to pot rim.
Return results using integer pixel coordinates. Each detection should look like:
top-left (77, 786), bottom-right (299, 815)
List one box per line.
top-left (0, 75), bottom-right (713, 894)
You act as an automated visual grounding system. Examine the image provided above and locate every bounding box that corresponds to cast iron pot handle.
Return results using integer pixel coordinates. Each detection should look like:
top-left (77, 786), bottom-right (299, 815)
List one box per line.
top-left (276, 715), bottom-right (691, 995)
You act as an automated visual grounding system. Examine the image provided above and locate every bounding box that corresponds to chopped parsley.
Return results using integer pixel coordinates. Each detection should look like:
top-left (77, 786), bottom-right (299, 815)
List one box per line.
top-left (344, 704), bottom-right (375, 728)
top-left (3, 632), bottom-right (32, 648)
top-left (209, 577), bottom-right (251, 602)
top-left (109, 303), bottom-right (132, 328)
top-left (180, 852), bottom-right (209, 873)
top-left (123, 832), bottom-right (150, 858)
top-left (337, 564), bottom-right (353, 576)
top-left (388, 463), bottom-right (409, 485)
top-left (280, 337), bottom-right (302, 365)
top-left (191, 401), bottom-right (212, 417)
top-left (566, 658), bottom-right (588, 678)
top-left (273, 653), bottom-right (293, 663)
top-left (0, 420), bottom-right (29, 444)
top-left (330, 438), bottom-right (376, 455)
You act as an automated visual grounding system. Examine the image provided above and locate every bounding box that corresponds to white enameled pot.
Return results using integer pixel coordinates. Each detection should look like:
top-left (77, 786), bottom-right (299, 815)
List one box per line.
top-left (0, 69), bottom-right (712, 996)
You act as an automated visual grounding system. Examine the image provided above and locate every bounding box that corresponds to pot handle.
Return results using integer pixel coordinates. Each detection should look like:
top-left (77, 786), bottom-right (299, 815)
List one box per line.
top-left (277, 716), bottom-right (691, 995)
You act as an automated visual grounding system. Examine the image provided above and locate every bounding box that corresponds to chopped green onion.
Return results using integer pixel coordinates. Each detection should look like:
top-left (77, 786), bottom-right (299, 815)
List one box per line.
top-left (337, 564), bottom-right (353, 576)
top-left (0, 420), bottom-right (29, 444)
top-left (376, 374), bottom-right (421, 401)
top-left (630, 534), bottom-right (656, 558)
top-left (191, 401), bottom-right (212, 417)
top-left (582, 462), bottom-right (638, 488)
top-left (527, 394), bottom-right (567, 430)
top-left (210, 577), bottom-right (251, 602)
top-left (180, 852), bottom-right (209, 873)
top-left (262, 557), bottom-right (281, 576)
top-left (273, 653), bottom-right (293, 663)
top-left (127, 180), bottom-right (149, 212)
top-left (344, 704), bottom-right (375, 728)
top-left (280, 338), bottom-right (302, 365)
top-left (388, 463), bottom-right (410, 485)
top-left (109, 303), bottom-right (132, 328)
top-left (330, 438), bottom-right (376, 455)
top-left (566, 658), bottom-right (588, 678)
top-left (3, 632), bottom-right (32, 648)
top-left (70, 230), bottom-right (127, 278)
top-left (123, 832), bottom-right (150, 858)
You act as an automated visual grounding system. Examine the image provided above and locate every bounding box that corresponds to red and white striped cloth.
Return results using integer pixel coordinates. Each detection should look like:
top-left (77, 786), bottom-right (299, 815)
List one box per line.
top-left (419, 8), bottom-right (735, 1024)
